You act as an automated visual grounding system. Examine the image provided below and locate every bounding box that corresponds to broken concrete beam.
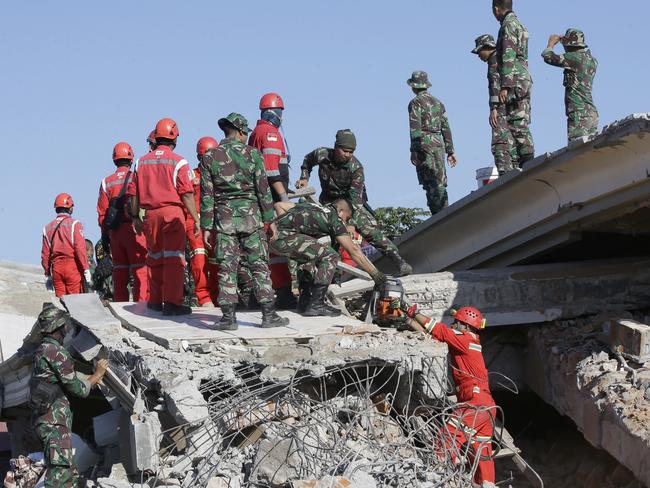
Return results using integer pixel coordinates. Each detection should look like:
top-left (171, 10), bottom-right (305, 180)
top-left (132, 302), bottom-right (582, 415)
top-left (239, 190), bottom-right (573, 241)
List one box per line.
top-left (336, 262), bottom-right (372, 281)
top-left (289, 186), bottom-right (317, 200)
top-left (158, 374), bottom-right (209, 426)
top-left (119, 410), bottom-right (161, 476)
top-left (606, 319), bottom-right (650, 362)
top-left (398, 259), bottom-right (650, 326)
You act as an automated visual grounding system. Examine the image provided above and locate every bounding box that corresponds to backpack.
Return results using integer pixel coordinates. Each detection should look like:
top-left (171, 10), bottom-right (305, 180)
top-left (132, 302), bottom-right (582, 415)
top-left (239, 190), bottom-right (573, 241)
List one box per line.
top-left (104, 170), bottom-right (132, 230)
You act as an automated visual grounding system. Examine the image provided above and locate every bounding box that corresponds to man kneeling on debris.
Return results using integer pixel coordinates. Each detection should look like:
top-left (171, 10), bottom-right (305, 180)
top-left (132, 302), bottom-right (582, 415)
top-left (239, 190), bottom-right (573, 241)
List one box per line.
top-left (30, 305), bottom-right (108, 488)
top-left (273, 199), bottom-right (387, 316)
top-left (390, 301), bottom-right (497, 487)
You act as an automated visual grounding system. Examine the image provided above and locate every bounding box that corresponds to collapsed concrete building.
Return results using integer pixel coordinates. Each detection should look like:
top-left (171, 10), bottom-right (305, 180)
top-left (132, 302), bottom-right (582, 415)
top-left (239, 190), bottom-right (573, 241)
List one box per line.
top-left (2, 114), bottom-right (650, 487)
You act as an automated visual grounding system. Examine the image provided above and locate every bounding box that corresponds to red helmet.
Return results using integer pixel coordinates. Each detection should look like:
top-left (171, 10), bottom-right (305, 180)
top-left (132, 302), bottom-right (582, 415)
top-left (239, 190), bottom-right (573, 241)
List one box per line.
top-left (452, 307), bottom-right (486, 330)
top-left (154, 118), bottom-right (179, 141)
top-left (147, 130), bottom-right (156, 146)
top-left (196, 136), bottom-right (219, 156)
top-left (259, 93), bottom-right (284, 110)
top-left (54, 193), bottom-right (74, 209)
top-left (112, 142), bottom-right (134, 161)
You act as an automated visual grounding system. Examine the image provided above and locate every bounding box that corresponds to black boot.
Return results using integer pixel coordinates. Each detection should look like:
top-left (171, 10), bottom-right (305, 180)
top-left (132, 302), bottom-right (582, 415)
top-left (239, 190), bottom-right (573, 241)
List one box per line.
top-left (275, 286), bottom-right (297, 310)
top-left (297, 279), bottom-right (312, 313)
top-left (216, 304), bottom-right (238, 331)
top-left (260, 302), bottom-right (289, 328)
top-left (162, 303), bottom-right (192, 316)
top-left (389, 254), bottom-right (413, 277)
top-left (303, 285), bottom-right (341, 317)
top-left (147, 302), bottom-right (163, 312)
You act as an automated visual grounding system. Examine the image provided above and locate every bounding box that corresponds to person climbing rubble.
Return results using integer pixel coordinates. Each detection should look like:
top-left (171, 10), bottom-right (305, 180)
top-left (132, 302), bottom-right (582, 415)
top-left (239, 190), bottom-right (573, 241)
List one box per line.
top-left (389, 300), bottom-right (498, 487)
top-left (30, 305), bottom-right (108, 488)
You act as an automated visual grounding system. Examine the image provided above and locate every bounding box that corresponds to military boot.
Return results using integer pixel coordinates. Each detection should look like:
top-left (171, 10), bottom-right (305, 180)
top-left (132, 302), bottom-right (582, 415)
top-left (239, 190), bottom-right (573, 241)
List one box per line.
top-left (260, 302), bottom-right (289, 328)
top-left (389, 254), bottom-right (413, 277)
top-left (296, 275), bottom-right (312, 313)
top-left (162, 303), bottom-right (192, 316)
top-left (215, 304), bottom-right (238, 331)
top-left (303, 285), bottom-right (341, 317)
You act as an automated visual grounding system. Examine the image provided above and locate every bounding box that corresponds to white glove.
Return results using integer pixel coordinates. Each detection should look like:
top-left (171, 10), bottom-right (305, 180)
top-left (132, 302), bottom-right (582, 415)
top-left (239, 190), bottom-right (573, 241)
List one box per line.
top-left (45, 276), bottom-right (54, 292)
top-left (84, 269), bottom-right (92, 286)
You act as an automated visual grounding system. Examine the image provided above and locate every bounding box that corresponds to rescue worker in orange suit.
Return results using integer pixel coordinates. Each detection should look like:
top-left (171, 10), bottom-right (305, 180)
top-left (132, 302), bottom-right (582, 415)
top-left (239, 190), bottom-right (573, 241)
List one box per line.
top-left (97, 142), bottom-right (149, 302)
top-left (41, 193), bottom-right (92, 297)
top-left (248, 93), bottom-right (294, 307)
top-left (127, 118), bottom-right (200, 316)
top-left (186, 136), bottom-right (220, 307)
top-left (390, 301), bottom-right (497, 486)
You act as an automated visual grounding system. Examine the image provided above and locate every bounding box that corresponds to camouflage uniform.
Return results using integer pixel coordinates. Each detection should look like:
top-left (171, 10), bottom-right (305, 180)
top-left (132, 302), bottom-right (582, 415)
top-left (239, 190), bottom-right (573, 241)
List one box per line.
top-left (542, 29), bottom-right (599, 142)
top-left (300, 147), bottom-right (400, 261)
top-left (200, 129), bottom-right (276, 308)
top-left (31, 309), bottom-right (92, 488)
top-left (271, 202), bottom-right (349, 286)
top-left (407, 71), bottom-right (455, 214)
top-left (497, 11), bottom-right (534, 166)
top-left (472, 35), bottom-right (518, 175)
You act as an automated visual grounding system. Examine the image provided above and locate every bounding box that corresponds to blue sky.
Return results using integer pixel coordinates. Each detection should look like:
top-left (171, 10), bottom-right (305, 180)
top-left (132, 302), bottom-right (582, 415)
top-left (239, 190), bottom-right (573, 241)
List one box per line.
top-left (2, 1), bottom-right (649, 265)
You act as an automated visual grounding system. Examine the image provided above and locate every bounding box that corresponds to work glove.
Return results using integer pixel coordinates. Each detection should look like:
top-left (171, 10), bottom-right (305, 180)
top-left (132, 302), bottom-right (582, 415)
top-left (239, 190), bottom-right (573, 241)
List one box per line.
top-left (84, 269), bottom-right (93, 289)
top-left (45, 276), bottom-right (54, 292)
top-left (370, 270), bottom-right (387, 286)
top-left (389, 299), bottom-right (418, 318)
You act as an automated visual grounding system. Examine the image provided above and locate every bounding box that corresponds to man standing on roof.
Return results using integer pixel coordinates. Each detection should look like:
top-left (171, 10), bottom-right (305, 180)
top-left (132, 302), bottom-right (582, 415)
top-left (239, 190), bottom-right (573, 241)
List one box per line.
top-left (297, 129), bottom-right (413, 277)
top-left (249, 93), bottom-right (294, 307)
top-left (41, 193), bottom-right (92, 297)
top-left (30, 304), bottom-right (108, 488)
top-left (542, 29), bottom-right (599, 143)
top-left (472, 35), bottom-right (518, 176)
top-left (493, 0), bottom-right (534, 168)
top-left (407, 70), bottom-right (458, 213)
top-left (127, 118), bottom-right (200, 316)
top-left (97, 142), bottom-right (149, 302)
top-left (200, 112), bottom-right (289, 330)
top-left (390, 300), bottom-right (497, 486)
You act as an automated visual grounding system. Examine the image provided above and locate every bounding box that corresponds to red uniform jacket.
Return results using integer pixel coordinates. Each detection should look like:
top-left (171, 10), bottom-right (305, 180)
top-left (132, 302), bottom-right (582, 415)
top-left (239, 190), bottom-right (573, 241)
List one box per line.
top-left (430, 321), bottom-right (494, 406)
top-left (184, 167), bottom-right (201, 222)
top-left (127, 146), bottom-right (194, 209)
top-left (41, 214), bottom-right (89, 275)
top-left (97, 166), bottom-right (134, 228)
top-left (249, 120), bottom-right (289, 199)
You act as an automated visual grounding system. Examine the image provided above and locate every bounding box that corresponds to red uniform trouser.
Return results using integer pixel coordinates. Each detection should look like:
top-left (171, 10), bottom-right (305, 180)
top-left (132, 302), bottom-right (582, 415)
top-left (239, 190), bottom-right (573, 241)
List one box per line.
top-left (51, 258), bottom-right (83, 298)
top-left (445, 399), bottom-right (496, 484)
top-left (269, 253), bottom-right (291, 290)
top-left (144, 206), bottom-right (186, 306)
top-left (110, 223), bottom-right (149, 302)
top-left (185, 218), bottom-right (212, 305)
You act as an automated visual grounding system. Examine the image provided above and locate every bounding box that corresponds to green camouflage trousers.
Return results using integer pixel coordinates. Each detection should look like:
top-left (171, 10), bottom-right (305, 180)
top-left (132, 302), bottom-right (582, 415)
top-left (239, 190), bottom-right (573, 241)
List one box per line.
top-left (349, 206), bottom-right (400, 258)
top-left (35, 422), bottom-right (78, 488)
top-left (492, 107), bottom-right (518, 175)
top-left (270, 232), bottom-right (339, 286)
top-left (215, 230), bottom-right (275, 307)
top-left (414, 148), bottom-right (447, 215)
top-left (505, 96), bottom-right (534, 167)
top-left (567, 110), bottom-right (598, 142)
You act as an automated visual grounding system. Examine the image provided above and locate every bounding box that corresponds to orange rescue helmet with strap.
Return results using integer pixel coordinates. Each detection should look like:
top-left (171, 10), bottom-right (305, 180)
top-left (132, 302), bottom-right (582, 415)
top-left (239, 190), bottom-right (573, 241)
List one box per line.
top-left (196, 136), bottom-right (219, 156)
top-left (112, 142), bottom-right (134, 162)
top-left (259, 93), bottom-right (284, 110)
top-left (154, 118), bottom-right (179, 141)
top-left (452, 306), bottom-right (486, 331)
top-left (54, 193), bottom-right (74, 209)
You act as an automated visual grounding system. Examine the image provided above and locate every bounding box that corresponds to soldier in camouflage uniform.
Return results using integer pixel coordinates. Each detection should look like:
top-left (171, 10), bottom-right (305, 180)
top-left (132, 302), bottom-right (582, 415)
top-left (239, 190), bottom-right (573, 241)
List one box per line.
top-left (493, 0), bottom-right (534, 167)
top-left (30, 304), bottom-right (108, 488)
top-left (200, 113), bottom-right (289, 330)
top-left (472, 35), bottom-right (518, 175)
top-left (296, 130), bottom-right (413, 276)
top-left (272, 199), bottom-right (386, 317)
top-left (407, 71), bottom-right (458, 213)
top-left (542, 28), bottom-right (599, 142)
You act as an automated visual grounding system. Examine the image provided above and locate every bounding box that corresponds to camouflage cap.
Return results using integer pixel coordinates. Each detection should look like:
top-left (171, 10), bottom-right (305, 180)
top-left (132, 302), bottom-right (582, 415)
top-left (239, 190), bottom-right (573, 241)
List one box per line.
top-left (471, 34), bottom-right (497, 54)
top-left (562, 28), bottom-right (587, 48)
top-left (38, 303), bottom-right (69, 333)
top-left (406, 71), bottom-right (431, 89)
top-left (218, 113), bottom-right (252, 134)
top-left (335, 129), bottom-right (357, 150)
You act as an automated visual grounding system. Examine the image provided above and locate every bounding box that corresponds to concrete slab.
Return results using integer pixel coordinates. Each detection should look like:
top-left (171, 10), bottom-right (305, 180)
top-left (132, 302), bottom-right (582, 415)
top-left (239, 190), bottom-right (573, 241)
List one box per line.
top-left (0, 313), bottom-right (36, 360)
top-left (606, 319), bottom-right (650, 362)
top-left (109, 302), bottom-right (356, 349)
top-left (61, 293), bottom-right (122, 333)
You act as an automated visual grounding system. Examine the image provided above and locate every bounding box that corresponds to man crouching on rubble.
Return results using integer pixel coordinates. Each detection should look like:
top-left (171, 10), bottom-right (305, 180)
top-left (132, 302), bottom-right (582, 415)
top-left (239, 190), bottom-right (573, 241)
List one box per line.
top-left (390, 300), bottom-right (497, 487)
top-left (30, 305), bottom-right (108, 488)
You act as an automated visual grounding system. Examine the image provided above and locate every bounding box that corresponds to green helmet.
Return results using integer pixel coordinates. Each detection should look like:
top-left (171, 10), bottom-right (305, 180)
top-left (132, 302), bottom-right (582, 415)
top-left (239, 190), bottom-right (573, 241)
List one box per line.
top-left (406, 70), bottom-right (432, 89)
top-left (471, 34), bottom-right (497, 54)
top-left (218, 112), bottom-right (252, 134)
top-left (38, 304), bottom-right (69, 334)
top-left (562, 28), bottom-right (587, 48)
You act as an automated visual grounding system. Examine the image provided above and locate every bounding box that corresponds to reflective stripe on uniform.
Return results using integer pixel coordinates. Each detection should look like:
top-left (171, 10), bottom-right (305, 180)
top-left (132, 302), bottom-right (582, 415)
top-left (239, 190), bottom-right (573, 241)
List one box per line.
top-left (189, 248), bottom-right (208, 258)
top-left (279, 157), bottom-right (289, 165)
top-left (266, 169), bottom-right (281, 177)
top-left (173, 159), bottom-right (189, 188)
top-left (114, 263), bottom-right (146, 269)
top-left (71, 220), bottom-right (79, 246)
top-left (136, 158), bottom-right (178, 166)
top-left (262, 148), bottom-right (283, 156)
top-left (468, 343), bottom-right (482, 352)
top-left (148, 250), bottom-right (185, 260)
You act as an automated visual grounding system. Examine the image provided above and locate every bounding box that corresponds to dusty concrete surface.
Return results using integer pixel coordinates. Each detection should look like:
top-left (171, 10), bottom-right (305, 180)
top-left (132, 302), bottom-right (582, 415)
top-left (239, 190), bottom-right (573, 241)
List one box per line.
top-left (0, 261), bottom-right (52, 317)
top-left (526, 315), bottom-right (650, 486)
